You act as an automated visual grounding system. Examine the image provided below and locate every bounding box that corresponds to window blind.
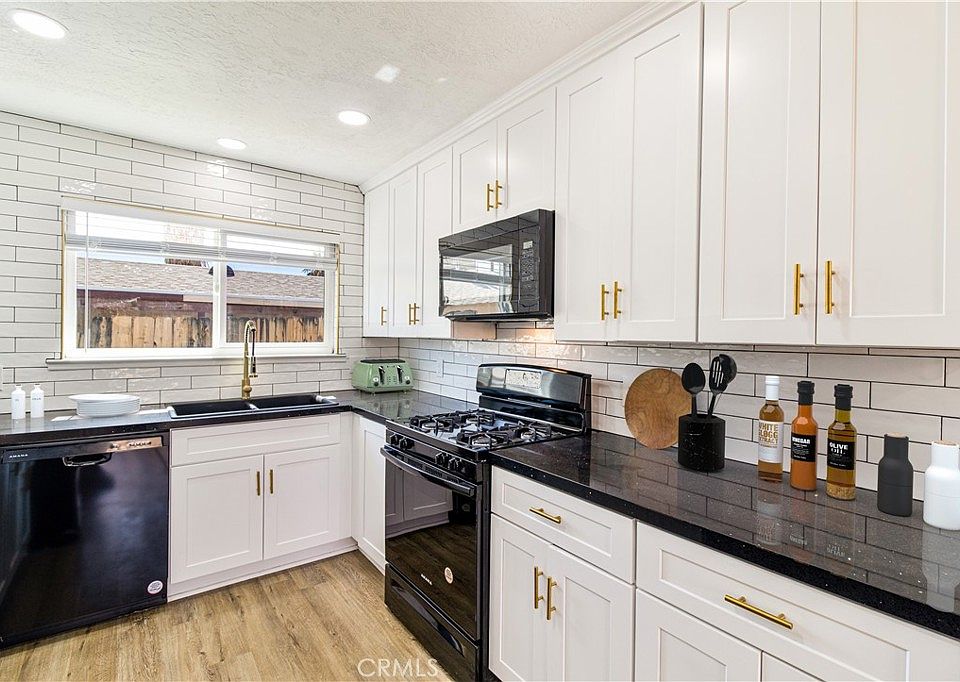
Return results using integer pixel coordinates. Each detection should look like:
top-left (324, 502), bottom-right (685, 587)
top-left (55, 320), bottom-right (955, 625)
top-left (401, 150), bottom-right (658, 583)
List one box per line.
top-left (62, 198), bottom-right (338, 268)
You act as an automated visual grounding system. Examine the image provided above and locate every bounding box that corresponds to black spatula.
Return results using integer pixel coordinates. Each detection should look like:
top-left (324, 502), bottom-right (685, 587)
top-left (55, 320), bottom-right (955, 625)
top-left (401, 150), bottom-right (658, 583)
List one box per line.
top-left (681, 363), bottom-right (705, 416)
top-left (707, 354), bottom-right (737, 416)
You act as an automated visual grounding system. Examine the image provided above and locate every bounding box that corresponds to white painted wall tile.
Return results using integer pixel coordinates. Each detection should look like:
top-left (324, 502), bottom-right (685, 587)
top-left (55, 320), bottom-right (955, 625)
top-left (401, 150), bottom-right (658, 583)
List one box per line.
top-left (809, 353), bottom-right (944, 386)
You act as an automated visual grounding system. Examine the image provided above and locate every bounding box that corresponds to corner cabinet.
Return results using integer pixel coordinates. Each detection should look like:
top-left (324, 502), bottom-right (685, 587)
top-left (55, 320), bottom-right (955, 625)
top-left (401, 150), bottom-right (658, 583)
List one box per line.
top-left (417, 148), bottom-right (453, 337)
top-left (452, 90), bottom-right (556, 233)
top-left (362, 183), bottom-right (391, 336)
top-left (555, 4), bottom-right (702, 343)
top-left (351, 415), bottom-right (387, 571)
top-left (169, 415), bottom-right (351, 596)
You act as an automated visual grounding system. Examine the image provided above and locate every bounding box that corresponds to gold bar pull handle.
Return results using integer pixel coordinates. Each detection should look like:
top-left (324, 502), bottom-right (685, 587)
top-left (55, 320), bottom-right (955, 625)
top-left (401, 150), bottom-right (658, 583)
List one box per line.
top-left (824, 260), bottom-right (835, 314)
top-left (529, 507), bottom-right (562, 524)
top-left (269, 468), bottom-right (274, 495)
top-left (256, 471), bottom-right (261, 496)
top-left (485, 183), bottom-right (494, 211)
top-left (546, 577), bottom-right (558, 621)
top-left (793, 264), bottom-right (804, 316)
top-left (407, 303), bottom-right (413, 326)
top-left (412, 302), bottom-right (420, 325)
top-left (533, 566), bottom-right (544, 610)
top-left (724, 594), bottom-right (794, 630)
top-left (600, 284), bottom-right (610, 320)
top-left (494, 180), bottom-right (503, 208)
top-left (613, 280), bottom-right (623, 319)
top-left (379, 306), bottom-right (387, 326)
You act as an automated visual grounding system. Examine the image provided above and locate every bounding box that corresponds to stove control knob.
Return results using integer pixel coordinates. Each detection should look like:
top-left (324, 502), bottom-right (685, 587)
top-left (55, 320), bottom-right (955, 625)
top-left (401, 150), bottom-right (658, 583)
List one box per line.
top-left (400, 437), bottom-right (415, 450)
top-left (435, 453), bottom-right (449, 467)
top-left (388, 434), bottom-right (401, 447)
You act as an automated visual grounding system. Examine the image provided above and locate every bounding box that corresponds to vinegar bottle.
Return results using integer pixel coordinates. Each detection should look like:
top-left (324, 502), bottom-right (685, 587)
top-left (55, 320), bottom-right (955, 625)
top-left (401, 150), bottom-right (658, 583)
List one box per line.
top-left (826, 384), bottom-right (857, 500)
top-left (789, 381), bottom-right (818, 491)
top-left (757, 376), bottom-right (785, 482)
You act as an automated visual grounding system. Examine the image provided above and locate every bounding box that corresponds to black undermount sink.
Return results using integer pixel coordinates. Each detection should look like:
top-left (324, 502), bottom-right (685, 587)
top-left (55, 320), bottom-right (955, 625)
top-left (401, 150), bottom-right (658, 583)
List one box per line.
top-left (167, 394), bottom-right (334, 419)
top-left (248, 394), bottom-right (327, 410)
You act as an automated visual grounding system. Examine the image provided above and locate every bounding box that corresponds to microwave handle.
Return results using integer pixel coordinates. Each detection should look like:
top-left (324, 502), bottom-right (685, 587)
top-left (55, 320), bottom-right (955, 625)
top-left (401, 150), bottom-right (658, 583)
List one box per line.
top-left (381, 446), bottom-right (476, 497)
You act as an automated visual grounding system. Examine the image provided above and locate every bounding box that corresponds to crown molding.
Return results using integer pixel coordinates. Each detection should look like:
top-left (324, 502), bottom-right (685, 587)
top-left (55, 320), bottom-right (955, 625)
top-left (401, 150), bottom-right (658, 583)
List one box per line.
top-left (359, 1), bottom-right (692, 194)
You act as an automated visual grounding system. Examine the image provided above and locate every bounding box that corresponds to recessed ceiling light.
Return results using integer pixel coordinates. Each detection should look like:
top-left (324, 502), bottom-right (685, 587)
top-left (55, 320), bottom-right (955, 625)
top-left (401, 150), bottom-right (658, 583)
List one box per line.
top-left (374, 64), bottom-right (400, 83)
top-left (217, 138), bottom-right (246, 150)
top-left (9, 9), bottom-right (67, 39)
top-left (436, 77), bottom-right (449, 83)
top-left (338, 110), bottom-right (370, 126)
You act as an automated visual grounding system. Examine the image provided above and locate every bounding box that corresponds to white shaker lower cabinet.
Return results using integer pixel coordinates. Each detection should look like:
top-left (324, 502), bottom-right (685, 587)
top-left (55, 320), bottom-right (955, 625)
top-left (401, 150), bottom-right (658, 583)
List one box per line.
top-left (351, 416), bottom-right (388, 572)
top-left (546, 544), bottom-right (634, 682)
top-left (817, 0), bottom-right (960, 347)
top-left (263, 444), bottom-right (349, 560)
top-left (635, 589), bottom-right (761, 682)
top-left (169, 415), bottom-right (352, 596)
top-left (488, 469), bottom-right (635, 682)
top-left (635, 522), bottom-right (960, 681)
top-left (489, 513), bottom-right (552, 682)
top-left (170, 455), bottom-right (264, 583)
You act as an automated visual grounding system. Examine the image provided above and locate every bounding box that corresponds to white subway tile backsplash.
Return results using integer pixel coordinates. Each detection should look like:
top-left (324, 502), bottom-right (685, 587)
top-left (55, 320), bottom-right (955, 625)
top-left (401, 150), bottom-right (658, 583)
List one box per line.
top-left (0, 109), bottom-right (364, 422)
top-left (809, 353), bottom-right (944, 386)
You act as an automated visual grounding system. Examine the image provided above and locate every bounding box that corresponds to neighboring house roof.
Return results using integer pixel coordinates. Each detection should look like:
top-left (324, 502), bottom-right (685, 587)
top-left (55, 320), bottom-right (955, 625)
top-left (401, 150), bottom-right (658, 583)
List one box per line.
top-left (78, 259), bottom-right (324, 301)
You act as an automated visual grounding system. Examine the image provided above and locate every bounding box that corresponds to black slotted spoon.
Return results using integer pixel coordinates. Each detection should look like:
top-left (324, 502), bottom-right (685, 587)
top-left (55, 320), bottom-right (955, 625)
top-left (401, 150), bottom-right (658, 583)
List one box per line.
top-left (706, 354), bottom-right (737, 416)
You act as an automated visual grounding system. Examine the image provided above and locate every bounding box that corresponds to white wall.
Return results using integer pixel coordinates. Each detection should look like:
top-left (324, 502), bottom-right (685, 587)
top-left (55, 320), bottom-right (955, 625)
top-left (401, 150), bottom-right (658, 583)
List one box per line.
top-left (0, 109), bottom-right (396, 413)
top-left (401, 325), bottom-right (960, 500)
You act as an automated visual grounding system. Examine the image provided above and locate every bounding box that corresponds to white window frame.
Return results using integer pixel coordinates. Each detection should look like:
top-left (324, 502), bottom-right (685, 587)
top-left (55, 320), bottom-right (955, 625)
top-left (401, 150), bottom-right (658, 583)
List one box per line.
top-left (61, 200), bottom-right (340, 361)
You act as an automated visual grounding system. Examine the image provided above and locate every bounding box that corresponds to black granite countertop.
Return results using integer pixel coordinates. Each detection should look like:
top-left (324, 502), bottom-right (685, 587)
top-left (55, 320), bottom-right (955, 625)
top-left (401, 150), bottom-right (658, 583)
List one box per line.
top-left (0, 390), bottom-right (470, 449)
top-left (490, 430), bottom-right (960, 642)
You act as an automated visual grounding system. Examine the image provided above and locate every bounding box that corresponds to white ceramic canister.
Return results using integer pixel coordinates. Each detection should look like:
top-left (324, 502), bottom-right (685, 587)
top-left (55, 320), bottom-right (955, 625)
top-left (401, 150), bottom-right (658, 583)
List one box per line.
top-left (923, 440), bottom-right (960, 531)
top-left (10, 385), bottom-right (26, 420)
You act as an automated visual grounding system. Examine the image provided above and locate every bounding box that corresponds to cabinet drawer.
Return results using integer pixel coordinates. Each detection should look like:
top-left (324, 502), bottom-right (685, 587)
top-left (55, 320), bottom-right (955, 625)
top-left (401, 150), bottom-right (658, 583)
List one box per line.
top-left (171, 414), bottom-right (341, 466)
top-left (636, 522), bottom-right (959, 681)
top-left (491, 467), bottom-right (634, 582)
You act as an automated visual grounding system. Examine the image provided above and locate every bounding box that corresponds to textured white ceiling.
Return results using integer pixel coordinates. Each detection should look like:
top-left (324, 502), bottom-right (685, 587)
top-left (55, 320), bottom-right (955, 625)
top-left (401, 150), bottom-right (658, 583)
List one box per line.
top-left (0, 1), bottom-right (643, 185)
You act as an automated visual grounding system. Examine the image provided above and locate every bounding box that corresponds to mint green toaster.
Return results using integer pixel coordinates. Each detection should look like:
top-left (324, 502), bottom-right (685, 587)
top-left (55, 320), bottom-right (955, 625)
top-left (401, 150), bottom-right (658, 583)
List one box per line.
top-left (351, 358), bottom-right (413, 393)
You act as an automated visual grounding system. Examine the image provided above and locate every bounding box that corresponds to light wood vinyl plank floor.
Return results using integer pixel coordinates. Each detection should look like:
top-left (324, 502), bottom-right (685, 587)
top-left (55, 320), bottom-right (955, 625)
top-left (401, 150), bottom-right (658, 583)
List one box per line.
top-left (0, 551), bottom-right (452, 681)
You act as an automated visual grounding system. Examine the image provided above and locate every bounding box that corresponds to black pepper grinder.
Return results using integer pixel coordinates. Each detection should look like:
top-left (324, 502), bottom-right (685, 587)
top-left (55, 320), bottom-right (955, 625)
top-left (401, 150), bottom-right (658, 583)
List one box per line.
top-left (877, 433), bottom-right (914, 516)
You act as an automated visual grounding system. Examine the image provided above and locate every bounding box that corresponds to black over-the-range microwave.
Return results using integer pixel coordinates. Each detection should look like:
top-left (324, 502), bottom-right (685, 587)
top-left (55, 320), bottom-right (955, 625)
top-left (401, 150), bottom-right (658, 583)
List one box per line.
top-left (438, 209), bottom-right (554, 321)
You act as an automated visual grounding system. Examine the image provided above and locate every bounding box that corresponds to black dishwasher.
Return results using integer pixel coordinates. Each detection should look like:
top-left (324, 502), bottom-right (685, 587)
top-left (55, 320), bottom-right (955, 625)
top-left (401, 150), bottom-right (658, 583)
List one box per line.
top-left (0, 433), bottom-right (169, 647)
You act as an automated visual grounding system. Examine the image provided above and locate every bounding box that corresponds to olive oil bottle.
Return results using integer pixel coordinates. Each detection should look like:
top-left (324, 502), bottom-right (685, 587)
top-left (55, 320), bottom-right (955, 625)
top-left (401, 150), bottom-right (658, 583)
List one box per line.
top-left (826, 384), bottom-right (857, 500)
top-left (758, 376), bottom-right (785, 482)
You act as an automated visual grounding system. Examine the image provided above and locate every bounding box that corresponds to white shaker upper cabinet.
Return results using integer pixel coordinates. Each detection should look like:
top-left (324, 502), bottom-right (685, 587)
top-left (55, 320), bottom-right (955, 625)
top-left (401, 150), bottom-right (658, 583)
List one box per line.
top-left (818, 1), bottom-right (960, 347)
top-left (452, 121), bottom-right (498, 232)
top-left (362, 183), bottom-right (390, 336)
top-left (388, 166), bottom-right (419, 336)
top-left (612, 3), bottom-right (702, 343)
top-left (497, 89), bottom-right (557, 217)
top-left (554, 52), bottom-right (620, 342)
top-left (698, 0), bottom-right (820, 345)
top-left (417, 148), bottom-right (453, 338)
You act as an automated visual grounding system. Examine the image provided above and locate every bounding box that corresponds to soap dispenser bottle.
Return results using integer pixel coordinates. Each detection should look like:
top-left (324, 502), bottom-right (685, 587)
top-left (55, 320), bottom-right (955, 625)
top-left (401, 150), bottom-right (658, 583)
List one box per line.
top-left (923, 440), bottom-right (960, 531)
top-left (10, 385), bottom-right (26, 420)
top-left (30, 384), bottom-right (44, 419)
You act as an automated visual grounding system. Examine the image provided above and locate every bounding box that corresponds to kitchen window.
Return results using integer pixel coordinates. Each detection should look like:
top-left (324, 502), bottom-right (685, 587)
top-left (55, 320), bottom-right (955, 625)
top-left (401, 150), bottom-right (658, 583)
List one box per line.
top-left (62, 199), bottom-right (339, 360)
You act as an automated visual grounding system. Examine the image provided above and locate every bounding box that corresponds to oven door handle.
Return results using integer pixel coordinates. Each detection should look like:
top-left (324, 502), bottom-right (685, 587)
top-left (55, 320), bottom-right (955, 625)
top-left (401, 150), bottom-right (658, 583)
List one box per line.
top-left (381, 446), bottom-right (476, 498)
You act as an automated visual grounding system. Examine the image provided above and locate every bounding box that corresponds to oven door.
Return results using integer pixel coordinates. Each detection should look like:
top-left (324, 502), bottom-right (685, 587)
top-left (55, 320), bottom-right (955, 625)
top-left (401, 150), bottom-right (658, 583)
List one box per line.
top-left (382, 445), bottom-right (479, 639)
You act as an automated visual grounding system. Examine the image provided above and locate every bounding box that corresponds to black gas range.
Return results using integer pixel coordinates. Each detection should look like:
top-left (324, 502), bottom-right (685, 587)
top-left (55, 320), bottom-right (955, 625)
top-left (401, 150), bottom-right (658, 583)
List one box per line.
top-left (381, 364), bottom-right (591, 681)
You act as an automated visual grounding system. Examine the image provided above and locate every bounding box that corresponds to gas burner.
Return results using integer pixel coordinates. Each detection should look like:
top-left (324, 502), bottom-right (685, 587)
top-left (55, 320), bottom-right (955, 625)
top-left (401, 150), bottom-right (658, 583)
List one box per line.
top-left (455, 429), bottom-right (511, 448)
top-left (514, 423), bottom-right (553, 441)
top-left (409, 415), bottom-right (454, 433)
top-left (456, 411), bottom-right (497, 427)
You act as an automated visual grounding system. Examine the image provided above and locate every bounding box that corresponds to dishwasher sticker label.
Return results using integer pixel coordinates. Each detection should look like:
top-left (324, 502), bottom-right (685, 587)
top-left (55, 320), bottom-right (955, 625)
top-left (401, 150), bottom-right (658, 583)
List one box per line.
top-left (147, 580), bottom-right (164, 595)
top-left (444, 567), bottom-right (454, 584)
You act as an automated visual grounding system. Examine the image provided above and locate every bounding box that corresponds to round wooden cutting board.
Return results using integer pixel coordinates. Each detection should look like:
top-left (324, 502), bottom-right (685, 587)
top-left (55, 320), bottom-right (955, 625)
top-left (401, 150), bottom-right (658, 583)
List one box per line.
top-left (623, 368), bottom-right (690, 449)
